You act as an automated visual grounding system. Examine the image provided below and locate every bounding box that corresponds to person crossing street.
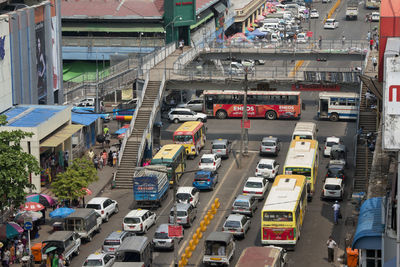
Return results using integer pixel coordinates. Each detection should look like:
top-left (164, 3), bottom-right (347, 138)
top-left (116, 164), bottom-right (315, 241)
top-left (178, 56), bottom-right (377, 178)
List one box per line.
top-left (332, 201), bottom-right (341, 224)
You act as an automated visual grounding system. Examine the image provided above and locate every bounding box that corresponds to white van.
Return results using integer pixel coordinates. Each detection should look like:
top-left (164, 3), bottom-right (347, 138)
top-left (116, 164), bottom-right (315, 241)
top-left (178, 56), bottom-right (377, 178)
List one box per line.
top-left (292, 122), bottom-right (317, 140)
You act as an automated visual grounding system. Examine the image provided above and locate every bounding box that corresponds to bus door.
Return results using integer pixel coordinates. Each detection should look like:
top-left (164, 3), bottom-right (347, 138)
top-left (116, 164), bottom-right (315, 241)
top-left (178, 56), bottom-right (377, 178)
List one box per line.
top-left (319, 98), bottom-right (329, 117)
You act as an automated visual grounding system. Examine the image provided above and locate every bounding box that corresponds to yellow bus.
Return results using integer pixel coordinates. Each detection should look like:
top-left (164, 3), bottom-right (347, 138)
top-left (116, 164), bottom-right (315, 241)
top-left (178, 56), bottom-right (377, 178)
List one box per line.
top-left (283, 138), bottom-right (319, 200)
top-left (173, 121), bottom-right (206, 158)
top-left (151, 144), bottom-right (186, 184)
top-left (261, 175), bottom-right (307, 248)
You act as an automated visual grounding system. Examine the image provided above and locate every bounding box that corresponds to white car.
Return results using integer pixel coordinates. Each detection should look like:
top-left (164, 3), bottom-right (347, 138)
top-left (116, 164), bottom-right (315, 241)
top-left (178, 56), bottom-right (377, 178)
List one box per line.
top-left (255, 159), bottom-right (279, 180)
top-left (310, 9), bottom-right (319, 18)
top-left (83, 253), bottom-right (115, 267)
top-left (371, 12), bottom-right (380, 22)
top-left (324, 136), bottom-right (341, 157)
top-left (321, 178), bottom-right (344, 200)
top-left (86, 197), bottom-right (119, 222)
top-left (168, 108), bottom-right (207, 123)
top-left (324, 19), bottom-right (339, 29)
top-left (242, 177), bottom-right (269, 199)
top-left (296, 33), bottom-right (308, 43)
top-left (199, 154), bottom-right (221, 171)
top-left (176, 186), bottom-right (200, 207)
top-left (123, 209), bottom-right (156, 233)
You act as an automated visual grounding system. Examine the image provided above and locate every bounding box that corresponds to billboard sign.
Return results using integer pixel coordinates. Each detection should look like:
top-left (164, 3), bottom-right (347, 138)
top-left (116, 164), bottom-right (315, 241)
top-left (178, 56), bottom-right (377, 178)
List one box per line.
top-left (383, 56), bottom-right (400, 150)
top-left (35, 6), bottom-right (47, 102)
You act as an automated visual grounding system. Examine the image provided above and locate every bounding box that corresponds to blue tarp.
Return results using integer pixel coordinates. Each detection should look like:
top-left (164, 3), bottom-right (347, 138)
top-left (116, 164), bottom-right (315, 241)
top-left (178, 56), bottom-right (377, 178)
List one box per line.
top-left (352, 197), bottom-right (384, 250)
top-left (71, 111), bottom-right (102, 126)
top-left (247, 28), bottom-right (267, 37)
top-left (383, 257), bottom-right (396, 267)
top-left (2, 105), bottom-right (67, 127)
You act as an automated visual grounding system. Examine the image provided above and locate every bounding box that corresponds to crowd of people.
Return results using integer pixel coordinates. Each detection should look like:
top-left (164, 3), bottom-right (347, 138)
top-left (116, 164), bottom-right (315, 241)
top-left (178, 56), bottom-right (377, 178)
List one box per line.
top-left (91, 126), bottom-right (119, 170)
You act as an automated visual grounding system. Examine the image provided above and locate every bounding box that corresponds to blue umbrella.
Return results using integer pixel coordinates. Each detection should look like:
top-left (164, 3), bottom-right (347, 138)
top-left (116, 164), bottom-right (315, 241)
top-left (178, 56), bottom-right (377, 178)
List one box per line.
top-left (114, 127), bottom-right (129, 135)
top-left (49, 207), bottom-right (75, 218)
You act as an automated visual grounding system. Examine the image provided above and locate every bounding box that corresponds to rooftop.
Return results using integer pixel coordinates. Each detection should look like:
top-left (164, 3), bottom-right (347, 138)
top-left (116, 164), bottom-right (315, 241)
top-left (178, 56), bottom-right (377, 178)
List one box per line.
top-left (1, 105), bottom-right (69, 128)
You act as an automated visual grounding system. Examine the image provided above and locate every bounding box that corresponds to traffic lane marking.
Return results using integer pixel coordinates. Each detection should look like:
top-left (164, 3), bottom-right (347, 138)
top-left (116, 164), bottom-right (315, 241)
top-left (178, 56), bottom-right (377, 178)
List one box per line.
top-left (189, 153), bottom-right (257, 266)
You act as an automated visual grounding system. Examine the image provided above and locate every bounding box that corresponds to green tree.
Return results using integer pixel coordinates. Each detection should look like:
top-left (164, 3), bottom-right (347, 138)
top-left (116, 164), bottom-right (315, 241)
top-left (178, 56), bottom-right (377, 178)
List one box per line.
top-left (0, 115), bottom-right (41, 220)
top-left (51, 158), bottom-right (98, 203)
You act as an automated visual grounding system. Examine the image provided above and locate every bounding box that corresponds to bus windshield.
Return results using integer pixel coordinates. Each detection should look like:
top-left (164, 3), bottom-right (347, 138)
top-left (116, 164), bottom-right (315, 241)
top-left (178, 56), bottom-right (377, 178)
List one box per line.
top-left (174, 135), bottom-right (193, 143)
top-left (285, 167), bottom-right (311, 177)
top-left (263, 211), bottom-right (293, 222)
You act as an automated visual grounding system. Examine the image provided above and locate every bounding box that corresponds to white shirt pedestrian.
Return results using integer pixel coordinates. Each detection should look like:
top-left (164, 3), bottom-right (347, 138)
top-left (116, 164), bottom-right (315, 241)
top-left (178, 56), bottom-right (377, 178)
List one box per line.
top-left (327, 238), bottom-right (337, 248)
top-left (332, 203), bottom-right (340, 211)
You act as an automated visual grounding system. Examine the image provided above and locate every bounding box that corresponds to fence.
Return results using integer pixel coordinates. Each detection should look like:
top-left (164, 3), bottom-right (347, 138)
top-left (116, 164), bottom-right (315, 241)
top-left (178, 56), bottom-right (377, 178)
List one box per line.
top-left (62, 36), bottom-right (164, 47)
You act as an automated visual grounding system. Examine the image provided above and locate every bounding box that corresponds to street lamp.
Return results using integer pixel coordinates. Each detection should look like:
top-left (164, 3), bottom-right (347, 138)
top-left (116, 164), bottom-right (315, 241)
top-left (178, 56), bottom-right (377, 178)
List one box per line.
top-left (239, 62), bottom-right (252, 168)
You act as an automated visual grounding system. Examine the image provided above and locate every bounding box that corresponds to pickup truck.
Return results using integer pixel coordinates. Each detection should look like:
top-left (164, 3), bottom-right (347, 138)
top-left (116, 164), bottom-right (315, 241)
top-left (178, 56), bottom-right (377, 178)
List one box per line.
top-left (346, 5), bottom-right (358, 20)
top-left (133, 165), bottom-right (169, 208)
top-left (236, 246), bottom-right (287, 267)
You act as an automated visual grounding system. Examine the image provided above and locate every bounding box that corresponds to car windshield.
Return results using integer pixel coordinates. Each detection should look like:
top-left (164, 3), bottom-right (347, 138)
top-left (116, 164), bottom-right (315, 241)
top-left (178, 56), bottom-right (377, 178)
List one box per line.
top-left (262, 141), bottom-right (275, 146)
top-left (176, 193), bottom-right (191, 201)
top-left (154, 232), bottom-right (169, 239)
top-left (195, 173), bottom-right (210, 180)
top-left (234, 201), bottom-right (249, 207)
top-left (212, 144), bottom-right (225, 149)
top-left (104, 240), bottom-right (121, 246)
top-left (328, 167), bottom-right (343, 175)
top-left (258, 164), bottom-right (272, 169)
top-left (201, 158), bottom-right (214, 163)
top-left (170, 210), bottom-right (187, 217)
top-left (325, 184), bottom-right (341, 190)
top-left (224, 220), bottom-right (241, 228)
top-left (245, 181), bottom-right (262, 188)
top-left (124, 217), bottom-right (140, 224)
top-left (86, 204), bottom-right (101, 210)
top-left (263, 211), bottom-right (293, 222)
top-left (83, 259), bottom-right (103, 266)
top-left (174, 135), bottom-right (193, 143)
top-left (326, 141), bottom-right (338, 147)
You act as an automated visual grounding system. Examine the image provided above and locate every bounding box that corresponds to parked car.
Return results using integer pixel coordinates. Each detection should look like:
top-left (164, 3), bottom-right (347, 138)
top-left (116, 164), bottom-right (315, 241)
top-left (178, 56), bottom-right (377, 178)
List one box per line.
top-left (232, 195), bottom-right (257, 217)
top-left (86, 197), bottom-right (119, 222)
top-left (152, 224), bottom-right (183, 251)
top-left (321, 178), bottom-right (344, 200)
top-left (296, 32), bottom-right (308, 43)
top-left (83, 252), bottom-right (115, 267)
top-left (199, 154), bottom-right (221, 171)
top-left (193, 170), bottom-right (219, 190)
top-left (255, 159), bottom-right (279, 180)
top-left (242, 177), bottom-right (269, 200)
top-left (176, 186), bottom-right (200, 207)
top-left (211, 139), bottom-right (230, 159)
top-left (324, 19), bottom-right (339, 29)
top-left (123, 209), bottom-right (156, 233)
top-left (324, 136), bottom-right (341, 157)
top-left (103, 231), bottom-right (134, 255)
top-left (177, 98), bottom-right (204, 112)
top-left (168, 108), bottom-right (207, 123)
top-left (260, 136), bottom-right (281, 156)
top-left (310, 9), bottom-right (319, 18)
top-left (222, 214), bottom-right (251, 238)
top-left (371, 12), bottom-right (380, 22)
top-left (169, 203), bottom-right (197, 228)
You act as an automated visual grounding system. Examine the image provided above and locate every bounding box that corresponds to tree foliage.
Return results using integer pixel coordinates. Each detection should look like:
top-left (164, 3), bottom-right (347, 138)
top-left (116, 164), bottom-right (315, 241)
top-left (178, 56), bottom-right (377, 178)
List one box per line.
top-left (0, 115), bottom-right (41, 214)
top-left (51, 157), bottom-right (98, 202)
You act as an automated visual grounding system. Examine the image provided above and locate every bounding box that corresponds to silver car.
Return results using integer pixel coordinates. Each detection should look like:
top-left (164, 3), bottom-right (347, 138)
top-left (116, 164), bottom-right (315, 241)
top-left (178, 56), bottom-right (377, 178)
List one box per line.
top-left (260, 136), bottom-right (281, 156)
top-left (169, 203), bottom-right (197, 228)
top-left (102, 231), bottom-right (134, 254)
top-left (231, 195), bottom-right (257, 217)
top-left (211, 139), bottom-right (230, 159)
top-left (177, 99), bottom-right (204, 112)
top-left (222, 214), bottom-right (251, 238)
top-left (152, 224), bottom-right (183, 251)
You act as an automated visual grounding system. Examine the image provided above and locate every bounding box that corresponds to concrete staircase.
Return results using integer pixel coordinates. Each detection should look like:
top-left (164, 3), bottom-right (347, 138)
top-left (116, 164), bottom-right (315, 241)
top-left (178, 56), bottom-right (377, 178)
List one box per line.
top-left (353, 83), bottom-right (377, 192)
top-left (114, 81), bottom-right (161, 189)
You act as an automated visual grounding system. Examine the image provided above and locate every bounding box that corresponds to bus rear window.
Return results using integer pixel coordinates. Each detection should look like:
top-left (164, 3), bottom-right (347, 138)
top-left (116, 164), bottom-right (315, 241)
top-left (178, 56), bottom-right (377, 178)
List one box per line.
top-left (263, 211), bottom-right (293, 222)
top-left (293, 135), bottom-right (312, 140)
top-left (174, 135), bottom-right (193, 142)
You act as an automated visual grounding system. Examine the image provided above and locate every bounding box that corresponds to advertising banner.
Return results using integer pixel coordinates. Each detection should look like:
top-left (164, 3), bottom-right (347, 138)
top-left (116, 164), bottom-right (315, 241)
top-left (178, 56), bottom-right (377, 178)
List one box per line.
top-left (51, 17), bottom-right (60, 91)
top-left (35, 6), bottom-right (47, 101)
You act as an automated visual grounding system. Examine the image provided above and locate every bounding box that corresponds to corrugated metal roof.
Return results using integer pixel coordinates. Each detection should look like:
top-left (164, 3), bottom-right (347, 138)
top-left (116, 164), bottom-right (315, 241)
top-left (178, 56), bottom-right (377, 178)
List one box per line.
top-left (40, 124), bottom-right (84, 147)
top-left (352, 197), bottom-right (384, 250)
top-left (71, 111), bottom-right (102, 126)
top-left (61, 0), bottom-right (219, 18)
top-left (2, 105), bottom-right (68, 127)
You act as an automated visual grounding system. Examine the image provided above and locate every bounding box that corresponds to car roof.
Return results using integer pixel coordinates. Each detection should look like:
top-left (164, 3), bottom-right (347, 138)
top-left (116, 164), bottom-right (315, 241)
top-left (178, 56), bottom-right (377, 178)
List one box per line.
top-left (125, 209), bottom-right (149, 218)
top-left (87, 197), bottom-right (109, 204)
top-left (87, 253), bottom-right (107, 260)
top-left (170, 108), bottom-right (192, 112)
top-left (202, 154), bottom-right (216, 158)
top-left (195, 170), bottom-right (213, 175)
top-left (226, 213), bottom-right (245, 221)
top-left (235, 194), bottom-right (252, 201)
top-left (171, 202), bottom-right (192, 210)
top-left (326, 136), bottom-right (340, 142)
top-left (325, 178), bottom-right (343, 185)
top-left (117, 236), bottom-right (149, 252)
top-left (262, 136), bottom-right (278, 142)
top-left (326, 19), bottom-right (335, 22)
top-left (105, 230), bottom-right (128, 240)
top-left (177, 186), bottom-right (195, 193)
top-left (155, 224), bottom-right (170, 233)
top-left (258, 159), bottom-right (275, 164)
top-left (213, 139), bottom-right (228, 145)
top-left (246, 177), bottom-right (265, 183)
top-left (44, 231), bottom-right (75, 242)
top-left (206, 232), bottom-right (233, 243)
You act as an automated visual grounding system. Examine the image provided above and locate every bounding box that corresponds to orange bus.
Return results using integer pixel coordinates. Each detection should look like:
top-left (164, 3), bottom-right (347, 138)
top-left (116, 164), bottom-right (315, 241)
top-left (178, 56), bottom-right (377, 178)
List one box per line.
top-left (203, 90), bottom-right (302, 120)
top-left (173, 121), bottom-right (206, 158)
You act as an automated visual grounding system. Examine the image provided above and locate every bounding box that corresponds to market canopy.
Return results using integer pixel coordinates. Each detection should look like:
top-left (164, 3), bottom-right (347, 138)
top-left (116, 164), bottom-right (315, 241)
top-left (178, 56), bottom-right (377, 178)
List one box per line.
top-left (40, 124), bottom-right (83, 147)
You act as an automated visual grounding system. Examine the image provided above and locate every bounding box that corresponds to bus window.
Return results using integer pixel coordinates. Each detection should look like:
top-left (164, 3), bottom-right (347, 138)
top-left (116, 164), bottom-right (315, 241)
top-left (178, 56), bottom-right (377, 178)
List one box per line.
top-left (263, 211), bottom-right (293, 222)
top-left (331, 98), bottom-right (339, 105)
top-left (339, 98), bottom-right (347, 106)
top-left (175, 135), bottom-right (193, 142)
top-left (280, 95), bottom-right (289, 105)
top-left (288, 95), bottom-right (298, 105)
top-left (206, 96), bottom-right (214, 110)
top-left (347, 98), bottom-right (356, 106)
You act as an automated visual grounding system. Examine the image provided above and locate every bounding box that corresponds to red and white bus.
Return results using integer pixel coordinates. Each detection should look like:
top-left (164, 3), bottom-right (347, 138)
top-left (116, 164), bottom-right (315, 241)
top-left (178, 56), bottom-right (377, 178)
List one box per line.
top-left (203, 90), bottom-right (302, 120)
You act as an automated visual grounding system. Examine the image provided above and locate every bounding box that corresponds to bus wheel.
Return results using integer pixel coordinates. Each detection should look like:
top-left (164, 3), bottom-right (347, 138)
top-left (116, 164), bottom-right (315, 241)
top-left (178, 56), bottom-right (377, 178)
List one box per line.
top-left (329, 113), bottom-right (339, 122)
top-left (265, 111), bottom-right (277, 120)
top-left (216, 110), bottom-right (227, 119)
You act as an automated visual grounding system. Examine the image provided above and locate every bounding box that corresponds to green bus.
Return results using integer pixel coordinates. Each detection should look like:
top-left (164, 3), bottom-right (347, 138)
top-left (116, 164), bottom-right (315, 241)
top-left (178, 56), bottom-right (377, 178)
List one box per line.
top-left (151, 144), bottom-right (186, 184)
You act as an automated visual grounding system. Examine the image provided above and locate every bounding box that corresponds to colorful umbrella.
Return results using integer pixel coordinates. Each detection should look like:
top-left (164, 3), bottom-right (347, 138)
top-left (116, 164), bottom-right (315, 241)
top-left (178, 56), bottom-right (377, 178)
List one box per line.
top-left (26, 194), bottom-right (56, 208)
top-left (21, 202), bottom-right (45, 211)
top-left (14, 211), bottom-right (42, 224)
top-left (49, 207), bottom-right (75, 219)
top-left (0, 222), bottom-right (24, 240)
top-left (82, 187), bottom-right (92, 195)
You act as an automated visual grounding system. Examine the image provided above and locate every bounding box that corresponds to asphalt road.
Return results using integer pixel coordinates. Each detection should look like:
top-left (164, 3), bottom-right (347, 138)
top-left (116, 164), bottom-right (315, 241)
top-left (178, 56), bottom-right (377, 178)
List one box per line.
top-left (71, 89), bottom-right (358, 267)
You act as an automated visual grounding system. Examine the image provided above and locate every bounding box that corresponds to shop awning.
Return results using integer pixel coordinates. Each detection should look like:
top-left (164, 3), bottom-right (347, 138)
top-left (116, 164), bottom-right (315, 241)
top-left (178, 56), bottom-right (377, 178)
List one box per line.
top-left (190, 12), bottom-right (214, 30)
top-left (40, 124), bottom-right (84, 148)
top-left (71, 111), bottom-right (102, 126)
top-left (213, 2), bottom-right (226, 14)
top-left (62, 23), bottom-right (164, 33)
top-left (352, 197), bottom-right (384, 250)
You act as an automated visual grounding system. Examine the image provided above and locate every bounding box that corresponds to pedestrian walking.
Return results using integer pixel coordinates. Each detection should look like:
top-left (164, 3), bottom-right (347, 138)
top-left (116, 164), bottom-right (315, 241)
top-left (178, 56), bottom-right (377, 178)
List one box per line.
top-left (369, 38), bottom-right (374, 50)
top-left (179, 40), bottom-right (184, 53)
top-left (326, 236), bottom-right (337, 263)
top-left (102, 150), bottom-right (107, 167)
top-left (9, 245), bottom-right (14, 264)
top-left (375, 39), bottom-right (379, 51)
top-left (112, 151), bottom-right (117, 167)
top-left (2, 248), bottom-right (10, 267)
top-left (16, 241), bottom-right (24, 263)
top-left (372, 56), bottom-right (377, 71)
top-left (318, 36), bottom-right (322, 49)
top-left (98, 155), bottom-right (103, 170)
top-left (52, 254), bottom-right (59, 267)
top-left (367, 31), bottom-right (371, 40)
top-left (332, 200), bottom-right (341, 224)
top-left (88, 149), bottom-right (95, 162)
top-left (103, 125), bottom-right (109, 136)
top-left (93, 155), bottom-right (99, 169)
top-left (108, 150), bottom-right (113, 166)
top-left (342, 35), bottom-right (345, 46)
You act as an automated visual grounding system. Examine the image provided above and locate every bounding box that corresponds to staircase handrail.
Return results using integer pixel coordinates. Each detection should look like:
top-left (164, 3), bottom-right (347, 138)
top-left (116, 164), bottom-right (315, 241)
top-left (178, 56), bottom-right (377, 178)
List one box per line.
top-left (136, 73), bottom-right (166, 166)
top-left (118, 72), bottom-right (149, 165)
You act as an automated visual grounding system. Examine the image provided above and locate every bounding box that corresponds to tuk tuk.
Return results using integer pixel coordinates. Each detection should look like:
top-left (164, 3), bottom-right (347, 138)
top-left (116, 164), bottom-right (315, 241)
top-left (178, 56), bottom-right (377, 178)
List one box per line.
top-left (203, 232), bottom-right (235, 266)
top-left (31, 243), bottom-right (45, 263)
top-left (330, 144), bottom-right (347, 166)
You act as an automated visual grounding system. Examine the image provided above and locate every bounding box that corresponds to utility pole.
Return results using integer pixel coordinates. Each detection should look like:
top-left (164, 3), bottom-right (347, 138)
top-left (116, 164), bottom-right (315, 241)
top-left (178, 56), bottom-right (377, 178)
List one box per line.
top-left (239, 68), bottom-right (249, 168)
top-left (172, 166), bottom-right (178, 267)
top-left (95, 57), bottom-right (99, 113)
